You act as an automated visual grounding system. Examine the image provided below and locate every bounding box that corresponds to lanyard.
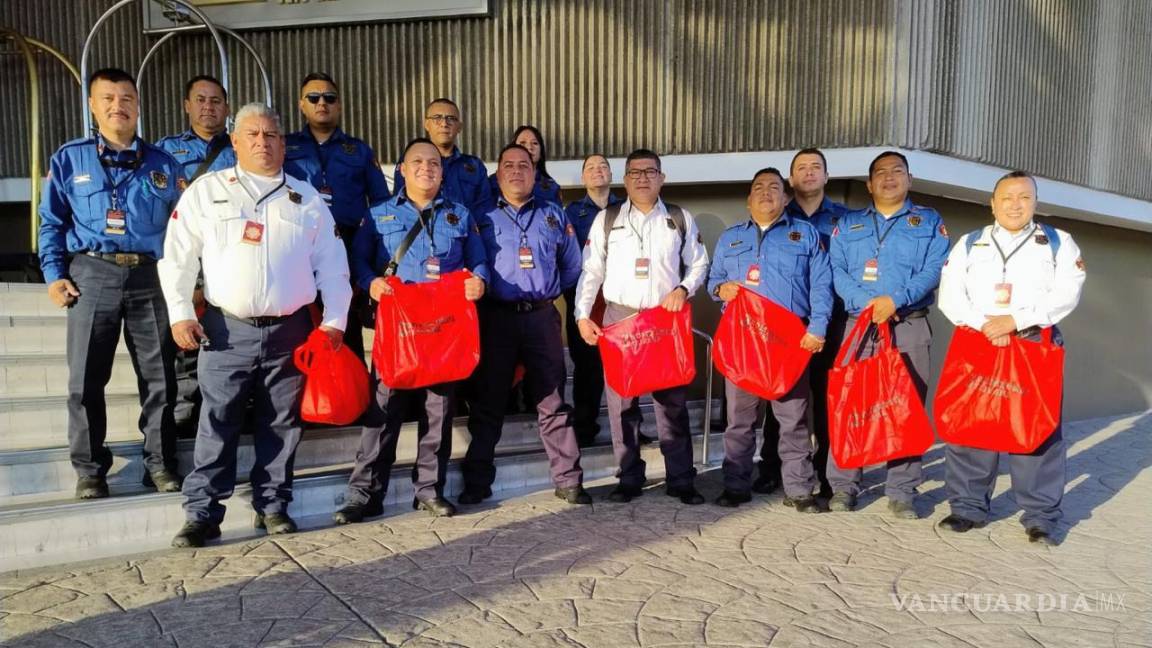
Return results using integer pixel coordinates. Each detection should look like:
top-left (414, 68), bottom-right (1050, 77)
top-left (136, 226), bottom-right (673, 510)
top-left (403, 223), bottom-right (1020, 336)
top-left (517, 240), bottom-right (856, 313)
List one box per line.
top-left (419, 205), bottom-right (438, 255)
top-left (236, 168), bottom-right (287, 208)
top-left (626, 204), bottom-right (652, 256)
top-left (502, 203), bottom-right (537, 247)
top-left (98, 147), bottom-right (143, 211)
top-left (990, 224), bottom-right (1037, 281)
top-left (870, 210), bottom-right (902, 253)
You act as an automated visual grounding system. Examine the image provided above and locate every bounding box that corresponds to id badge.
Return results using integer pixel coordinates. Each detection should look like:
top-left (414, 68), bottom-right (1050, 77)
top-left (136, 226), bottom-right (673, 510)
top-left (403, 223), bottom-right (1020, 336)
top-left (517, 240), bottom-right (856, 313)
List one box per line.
top-left (241, 220), bottom-right (264, 245)
top-left (104, 209), bottom-right (126, 235)
top-left (745, 263), bottom-right (761, 286)
top-left (425, 256), bottom-right (441, 280)
top-left (518, 246), bottom-right (535, 269)
top-left (319, 185), bottom-right (334, 204)
top-left (994, 282), bottom-right (1013, 306)
top-left (862, 258), bottom-right (879, 282)
top-left (634, 257), bottom-right (651, 280)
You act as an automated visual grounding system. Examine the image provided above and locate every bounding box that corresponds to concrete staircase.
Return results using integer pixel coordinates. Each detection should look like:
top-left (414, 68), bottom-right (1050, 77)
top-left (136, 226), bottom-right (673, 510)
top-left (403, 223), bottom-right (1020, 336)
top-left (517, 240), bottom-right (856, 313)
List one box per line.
top-left (0, 282), bottom-right (723, 570)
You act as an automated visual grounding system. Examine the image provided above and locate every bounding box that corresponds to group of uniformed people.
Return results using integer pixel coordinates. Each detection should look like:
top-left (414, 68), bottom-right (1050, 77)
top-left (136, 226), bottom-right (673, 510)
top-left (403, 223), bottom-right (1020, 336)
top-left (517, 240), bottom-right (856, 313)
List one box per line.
top-left (38, 67), bottom-right (1085, 549)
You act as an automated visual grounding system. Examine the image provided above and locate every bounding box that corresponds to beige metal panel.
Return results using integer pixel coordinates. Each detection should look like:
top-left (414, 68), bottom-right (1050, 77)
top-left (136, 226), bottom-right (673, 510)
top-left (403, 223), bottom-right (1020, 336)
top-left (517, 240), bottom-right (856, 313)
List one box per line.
top-left (1, 0), bottom-right (1149, 202)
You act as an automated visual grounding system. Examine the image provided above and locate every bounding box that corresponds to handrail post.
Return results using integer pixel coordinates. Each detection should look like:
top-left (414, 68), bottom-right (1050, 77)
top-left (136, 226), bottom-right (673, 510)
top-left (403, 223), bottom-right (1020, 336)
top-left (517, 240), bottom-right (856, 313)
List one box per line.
top-left (692, 328), bottom-right (715, 466)
top-left (1, 28), bottom-right (41, 254)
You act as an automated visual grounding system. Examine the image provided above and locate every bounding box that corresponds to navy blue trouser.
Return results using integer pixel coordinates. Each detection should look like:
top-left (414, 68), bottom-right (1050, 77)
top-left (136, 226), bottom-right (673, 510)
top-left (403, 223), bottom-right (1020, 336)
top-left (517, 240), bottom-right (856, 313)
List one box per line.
top-left (724, 369), bottom-right (816, 497)
top-left (944, 328), bottom-right (1066, 533)
top-left (345, 377), bottom-right (455, 505)
top-left (181, 307), bottom-right (310, 524)
top-left (825, 314), bottom-right (931, 503)
top-left (66, 253), bottom-right (177, 477)
top-left (563, 287), bottom-right (605, 442)
top-left (462, 303), bottom-right (583, 491)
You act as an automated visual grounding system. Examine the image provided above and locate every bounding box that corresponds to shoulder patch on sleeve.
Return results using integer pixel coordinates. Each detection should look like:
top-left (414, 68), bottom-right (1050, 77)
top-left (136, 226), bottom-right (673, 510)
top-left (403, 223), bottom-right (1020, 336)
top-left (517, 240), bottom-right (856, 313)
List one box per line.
top-left (939, 224), bottom-right (948, 237)
top-left (1075, 257), bottom-right (1086, 271)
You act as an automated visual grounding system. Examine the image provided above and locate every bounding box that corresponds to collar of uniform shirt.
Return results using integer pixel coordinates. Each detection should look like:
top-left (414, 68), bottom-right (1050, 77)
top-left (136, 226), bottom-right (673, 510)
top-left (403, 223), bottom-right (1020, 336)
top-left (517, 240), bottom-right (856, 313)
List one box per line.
top-left (991, 221), bottom-right (1036, 242)
top-left (97, 132), bottom-right (141, 159)
top-left (623, 199), bottom-right (667, 253)
top-left (396, 191), bottom-right (444, 209)
top-left (869, 198), bottom-right (914, 220)
top-left (235, 165), bottom-right (286, 203)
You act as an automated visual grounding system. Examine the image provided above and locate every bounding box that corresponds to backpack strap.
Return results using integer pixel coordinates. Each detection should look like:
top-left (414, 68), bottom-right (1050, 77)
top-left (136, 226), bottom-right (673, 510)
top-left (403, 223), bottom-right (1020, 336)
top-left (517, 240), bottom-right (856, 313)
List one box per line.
top-left (601, 203), bottom-right (624, 259)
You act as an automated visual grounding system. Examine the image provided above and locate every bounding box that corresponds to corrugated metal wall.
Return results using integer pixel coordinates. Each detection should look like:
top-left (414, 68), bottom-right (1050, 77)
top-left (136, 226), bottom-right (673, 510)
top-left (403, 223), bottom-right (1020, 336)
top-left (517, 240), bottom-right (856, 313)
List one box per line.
top-left (2, 0), bottom-right (1150, 200)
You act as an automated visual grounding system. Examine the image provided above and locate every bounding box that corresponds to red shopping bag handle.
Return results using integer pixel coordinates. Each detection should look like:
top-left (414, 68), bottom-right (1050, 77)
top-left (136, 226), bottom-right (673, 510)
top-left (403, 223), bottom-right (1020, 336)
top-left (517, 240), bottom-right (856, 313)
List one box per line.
top-left (832, 305), bottom-right (894, 368)
top-left (292, 329), bottom-right (334, 374)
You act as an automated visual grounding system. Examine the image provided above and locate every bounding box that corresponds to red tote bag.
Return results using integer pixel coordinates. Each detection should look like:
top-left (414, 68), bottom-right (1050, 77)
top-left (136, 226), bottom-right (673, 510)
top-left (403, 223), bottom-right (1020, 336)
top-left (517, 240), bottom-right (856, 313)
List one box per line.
top-left (372, 270), bottom-right (481, 390)
top-left (599, 305), bottom-right (696, 398)
top-left (933, 326), bottom-right (1063, 453)
top-left (293, 329), bottom-right (371, 426)
top-left (713, 287), bottom-right (812, 400)
top-left (827, 306), bottom-right (935, 469)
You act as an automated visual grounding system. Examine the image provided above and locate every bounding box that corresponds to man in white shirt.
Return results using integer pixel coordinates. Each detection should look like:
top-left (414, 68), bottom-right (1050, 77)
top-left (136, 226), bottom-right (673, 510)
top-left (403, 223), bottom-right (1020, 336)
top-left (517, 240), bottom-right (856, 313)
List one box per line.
top-left (937, 170), bottom-right (1085, 545)
top-left (159, 103), bottom-right (352, 548)
top-left (574, 149), bottom-right (710, 504)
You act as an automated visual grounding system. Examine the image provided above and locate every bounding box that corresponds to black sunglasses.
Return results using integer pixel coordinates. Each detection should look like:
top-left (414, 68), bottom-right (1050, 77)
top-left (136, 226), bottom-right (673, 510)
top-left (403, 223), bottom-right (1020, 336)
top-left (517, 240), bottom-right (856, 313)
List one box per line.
top-left (304, 92), bottom-right (339, 105)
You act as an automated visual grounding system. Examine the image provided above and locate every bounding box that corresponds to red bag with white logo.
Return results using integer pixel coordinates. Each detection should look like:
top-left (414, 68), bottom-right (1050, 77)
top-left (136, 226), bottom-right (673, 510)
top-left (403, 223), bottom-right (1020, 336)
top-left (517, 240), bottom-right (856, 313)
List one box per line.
top-left (599, 305), bottom-right (695, 397)
top-left (933, 326), bottom-right (1063, 453)
top-left (827, 307), bottom-right (934, 469)
top-left (713, 287), bottom-right (812, 400)
top-left (372, 270), bottom-right (480, 390)
top-left (293, 329), bottom-right (371, 425)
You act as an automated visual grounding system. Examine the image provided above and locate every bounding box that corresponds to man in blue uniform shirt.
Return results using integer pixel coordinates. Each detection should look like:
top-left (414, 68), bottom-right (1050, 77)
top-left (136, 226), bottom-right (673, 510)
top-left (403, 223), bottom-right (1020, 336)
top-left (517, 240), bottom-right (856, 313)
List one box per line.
top-left (155, 75), bottom-right (236, 185)
top-left (333, 138), bottom-right (489, 523)
top-left (827, 150), bottom-right (949, 519)
top-left (459, 144), bottom-right (590, 506)
top-left (38, 67), bottom-right (182, 499)
top-left (394, 98), bottom-right (492, 218)
top-left (758, 149), bottom-right (848, 498)
top-left (563, 154), bottom-right (625, 446)
top-left (708, 168), bottom-right (833, 511)
top-left (156, 74), bottom-right (236, 437)
top-left (285, 72), bottom-right (391, 362)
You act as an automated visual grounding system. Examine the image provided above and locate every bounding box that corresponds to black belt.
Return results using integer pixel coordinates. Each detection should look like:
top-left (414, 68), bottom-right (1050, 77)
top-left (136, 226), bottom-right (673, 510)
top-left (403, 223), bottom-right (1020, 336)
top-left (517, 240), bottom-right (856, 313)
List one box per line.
top-left (486, 298), bottom-right (555, 313)
top-left (898, 308), bottom-right (930, 320)
top-left (214, 306), bottom-right (301, 328)
top-left (83, 251), bottom-right (156, 267)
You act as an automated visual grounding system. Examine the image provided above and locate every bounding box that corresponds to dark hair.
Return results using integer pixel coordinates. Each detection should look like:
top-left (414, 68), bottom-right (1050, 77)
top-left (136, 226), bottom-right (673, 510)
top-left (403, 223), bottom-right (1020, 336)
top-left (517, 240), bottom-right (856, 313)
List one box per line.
top-left (497, 143), bottom-right (534, 167)
top-left (625, 148), bottom-right (661, 172)
top-left (88, 67), bottom-right (135, 93)
top-left (790, 148), bottom-right (827, 174)
top-left (299, 72), bottom-right (338, 94)
top-left (581, 153), bottom-right (610, 169)
top-left (993, 170), bottom-right (1038, 195)
top-left (400, 137), bottom-right (437, 161)
top-left (425, 97), bottom-right (460, 114)
top-left (868, 151), bottom-right (909, 177)
top-left (184, 74), bottom-right (227, 101)
top-left (510, 124), bottom-right (550, 178)
top-left (752, 167), bottom-right (786, 185)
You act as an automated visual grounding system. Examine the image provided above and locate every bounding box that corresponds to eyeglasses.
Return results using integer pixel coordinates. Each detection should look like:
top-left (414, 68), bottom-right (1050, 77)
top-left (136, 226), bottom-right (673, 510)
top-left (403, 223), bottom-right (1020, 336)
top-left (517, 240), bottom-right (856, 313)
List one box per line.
top-left (624, 168), bottom-right (661, 179)
top-left (425, 114), bottom-right (460, 125)
top-left (304, 92), bottom-right (339, 105)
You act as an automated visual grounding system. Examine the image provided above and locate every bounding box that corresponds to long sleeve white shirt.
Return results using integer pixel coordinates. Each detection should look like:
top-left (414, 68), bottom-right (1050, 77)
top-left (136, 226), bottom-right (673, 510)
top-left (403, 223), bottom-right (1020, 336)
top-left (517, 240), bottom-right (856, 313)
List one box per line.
top-left (574, 198), bottom-right (710, 320)
top-left (938, 222), bottom-right (1085, 331)
top-left (158, 166), bottom-right (352, 330)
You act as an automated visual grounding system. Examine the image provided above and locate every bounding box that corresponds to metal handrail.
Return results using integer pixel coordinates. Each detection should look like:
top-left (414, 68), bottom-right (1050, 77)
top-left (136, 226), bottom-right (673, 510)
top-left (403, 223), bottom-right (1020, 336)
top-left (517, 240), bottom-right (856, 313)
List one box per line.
top-left (1, 31), bottom-right (83, 254)
top-left (691, 327), bottom-right (716, 466)
top-left (137, 24), bottom-right (273, 137)
top-left (80, 0), bottom-right (229, 136)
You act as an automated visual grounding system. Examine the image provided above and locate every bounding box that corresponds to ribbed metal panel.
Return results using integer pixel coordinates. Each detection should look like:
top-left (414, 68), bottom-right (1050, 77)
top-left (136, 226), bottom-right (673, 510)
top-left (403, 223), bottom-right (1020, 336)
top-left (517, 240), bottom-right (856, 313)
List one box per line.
top-left (1, 0), bottom-right (1150, 200)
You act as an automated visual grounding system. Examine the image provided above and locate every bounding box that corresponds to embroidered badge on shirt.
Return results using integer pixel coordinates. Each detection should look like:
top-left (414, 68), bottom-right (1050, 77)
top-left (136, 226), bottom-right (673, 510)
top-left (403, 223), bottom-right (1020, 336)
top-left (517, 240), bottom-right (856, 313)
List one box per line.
top-left (464, 162), bottom-right (476, 173)
top-left (849, 223), bottom-right (865, 231)
top-left (1075, 257), bottom-right (1086, 271)
top-left (446, 213), bottom-right (460, 226)
top-left (150, 171), bottom-right (169, 190)
top-left (665, 218), bottom-right (677, 230)
top-left (380, 214), bottom-right (395, 222)
top-left (342, 142), bottom-right (357, 155)
top-left (73, 174), bottom-right (91, 184)
top-left (908, 215), bottom-right (922, 227)
top-left (789, 231), bottom-right (802, 242)
top-left (939, 224), bottom-right (948, 237)
top-left (242, 221), bottom-right (264, 245)
top-left (565, 223), bottom-right (575, 236)
top-left (177, 177), bottom-right (189, 192)
top-left (1035, 234), bottom-right (1050, 245)
top-left (547, 215), bottom-right (559, 229)
top-left (172, 149), bottom-right (189, 156)
top-left (288, 190), bottom-right (302, 204)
